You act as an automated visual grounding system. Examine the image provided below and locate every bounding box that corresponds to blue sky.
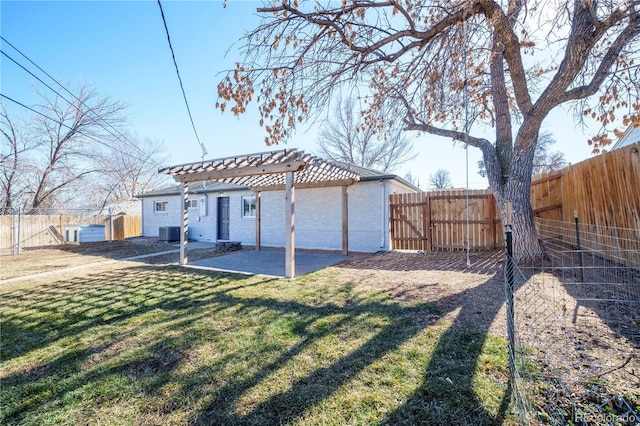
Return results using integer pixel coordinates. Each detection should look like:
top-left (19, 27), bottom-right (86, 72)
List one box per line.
top-left (1, 1), bottom-right (598, 189)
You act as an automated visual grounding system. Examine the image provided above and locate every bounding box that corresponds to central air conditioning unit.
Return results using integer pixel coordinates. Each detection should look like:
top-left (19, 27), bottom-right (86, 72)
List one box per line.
top-left (159, 226), bottom-right (181, 242)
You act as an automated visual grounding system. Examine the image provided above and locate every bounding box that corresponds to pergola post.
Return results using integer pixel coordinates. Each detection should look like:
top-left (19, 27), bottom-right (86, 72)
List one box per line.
top-left (255, 190), bottom-right (261, 250)
top-left (180, 182), bottom-right (189, 265)
top-left (342, 185), bottom-right (348, 256)
top-left (285, 171), bottom-right (295, 278)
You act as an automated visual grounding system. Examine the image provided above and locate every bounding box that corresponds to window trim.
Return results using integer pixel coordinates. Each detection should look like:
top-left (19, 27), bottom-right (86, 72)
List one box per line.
top-left (241, 195), bottom-right (256, 218)
top-left (186, 199), bottom-right (198, 209)
top-left (154, 200), bottom-right (168, 213)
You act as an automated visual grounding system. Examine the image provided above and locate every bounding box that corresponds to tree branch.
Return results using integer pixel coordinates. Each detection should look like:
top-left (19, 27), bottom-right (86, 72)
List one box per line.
top-left (560, 17), bottom-right (640, 103)
top-left (478, 0), bottom-right (533, 115)
top-left (403, 120), bottom-right (490, 149)
top-left (535, 2), bottom-right (638, 115)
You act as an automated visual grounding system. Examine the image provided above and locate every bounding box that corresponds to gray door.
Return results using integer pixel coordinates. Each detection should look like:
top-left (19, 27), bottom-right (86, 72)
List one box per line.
top-left (217, 197), bottom-right (230, 240)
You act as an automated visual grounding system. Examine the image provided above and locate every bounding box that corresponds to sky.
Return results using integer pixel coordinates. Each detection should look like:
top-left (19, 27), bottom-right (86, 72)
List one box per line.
top-left (1, 1), bottom-right (603, 190)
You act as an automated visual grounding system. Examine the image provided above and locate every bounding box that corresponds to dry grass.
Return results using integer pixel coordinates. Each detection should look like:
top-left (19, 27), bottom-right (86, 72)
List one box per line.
top-left (0, 239), bottom-right (169, 280)
top-left (0, 238), bottom-right (253, 281)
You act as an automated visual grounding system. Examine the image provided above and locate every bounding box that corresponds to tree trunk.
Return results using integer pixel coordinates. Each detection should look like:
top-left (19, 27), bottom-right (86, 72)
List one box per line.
top-left (490, 143), bottom-right (544, 264)
top-left (492, 188), bottom-right (543, 264)
top-left (507, 188), bottom-right (542, 264)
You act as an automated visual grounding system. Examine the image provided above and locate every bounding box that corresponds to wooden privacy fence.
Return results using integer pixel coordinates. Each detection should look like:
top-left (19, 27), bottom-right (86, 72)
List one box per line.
top-left (112, 215), bottom-right (142, 241)
top-left (390, 141), bottom-right (640, 258)
top-left (533, 142), bottom-right (640, 266)
top-left (390, 190), bottom-right (501, 251)
top-left (0, 211), bottom-right (142, 253)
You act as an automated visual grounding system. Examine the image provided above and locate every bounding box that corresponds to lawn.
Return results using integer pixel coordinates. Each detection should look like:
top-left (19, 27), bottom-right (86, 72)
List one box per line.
top-left (1, 254), bottom-right (516, 425)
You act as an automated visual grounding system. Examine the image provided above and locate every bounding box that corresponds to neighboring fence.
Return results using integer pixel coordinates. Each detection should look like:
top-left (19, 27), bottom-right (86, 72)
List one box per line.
top-left (505, 217), bottom-right (639, 425)
top-left (0, 208), bottom-right (142, 254)
top-left (390, 141), bottom-right (640, 257)
top-left (525, 141), bottom-right (640, 267)
top-left (112, 214), bottom-right (142, 241)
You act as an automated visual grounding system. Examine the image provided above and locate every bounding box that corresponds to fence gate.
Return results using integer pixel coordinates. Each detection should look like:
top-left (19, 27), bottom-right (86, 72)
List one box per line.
top-left (390, 189), bottom-right (501, 251)
top-left (389, 193), bottom-right (430, 251)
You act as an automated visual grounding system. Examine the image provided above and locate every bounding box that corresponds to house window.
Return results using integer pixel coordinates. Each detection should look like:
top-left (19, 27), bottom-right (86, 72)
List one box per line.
top-left (186, 199), bottom-right (198, 209)
top-left (154, 201), bottom-right (168, 212)
top-left (242, 196), bottom-right (256, 218)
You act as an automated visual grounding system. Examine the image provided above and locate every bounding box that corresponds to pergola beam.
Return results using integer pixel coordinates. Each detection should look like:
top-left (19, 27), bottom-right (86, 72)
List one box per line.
top-left (250, 178), bottom-right (355, 192)
top-left (342, 185), bottom-right (348, 256)
top-left (255, 190), bottom-right (261, 250)
top-left (172, 161), bottom-right (305, 183)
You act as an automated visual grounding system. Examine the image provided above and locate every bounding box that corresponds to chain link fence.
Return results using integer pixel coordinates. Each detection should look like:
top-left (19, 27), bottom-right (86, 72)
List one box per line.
top-left (505, 217), bottom-right (639, 424)
top-left (0, 207), bottom-right (114, 255)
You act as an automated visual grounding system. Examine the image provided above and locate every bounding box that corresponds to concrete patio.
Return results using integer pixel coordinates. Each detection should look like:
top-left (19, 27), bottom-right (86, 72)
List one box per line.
top-left (189, 249), bottom-right (348, 277)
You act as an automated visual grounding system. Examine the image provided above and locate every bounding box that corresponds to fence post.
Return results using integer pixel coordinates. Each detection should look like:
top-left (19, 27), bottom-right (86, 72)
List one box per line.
top-left (17, 206), bottom-right (22, 255)
top-left (504, 201), bottom-right (516, 386)
top-left (574, 210), bottom-right (584, 283)
top-left (425, 193), bottom-right (432, 252)
top-left (108, 208), bottom-right (113, 242)
top-left (10, 208), bottom-right (15, 255)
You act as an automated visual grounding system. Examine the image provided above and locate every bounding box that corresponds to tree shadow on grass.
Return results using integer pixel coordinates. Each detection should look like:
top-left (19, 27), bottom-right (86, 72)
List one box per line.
top-left (0, 265), bottom-right (273, 362)
top-left (189, 253), bottom-right (513, 425)
top-left (191, 296), bottom-right (433, 425)
top-left (2, 252), bottom-right (514, 425)
top-left (383, 277), bottom-right (512, 425)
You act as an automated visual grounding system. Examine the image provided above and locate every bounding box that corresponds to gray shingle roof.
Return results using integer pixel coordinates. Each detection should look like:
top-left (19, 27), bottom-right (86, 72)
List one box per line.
top-left (137, 181), bottom-right (247, 198)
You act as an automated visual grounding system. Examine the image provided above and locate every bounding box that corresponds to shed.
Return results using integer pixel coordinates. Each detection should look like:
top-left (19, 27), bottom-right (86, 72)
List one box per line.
top-left (65, 224), bottom-right (106, 243)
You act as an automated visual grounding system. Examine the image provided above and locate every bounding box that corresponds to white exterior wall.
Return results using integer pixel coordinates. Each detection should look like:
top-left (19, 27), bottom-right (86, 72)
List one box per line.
top-left (260, 181), bottom-right (394, 252)
top-left (229, 191), bottom-right (257, 244)
top-left (140, 179), bottom-right (417, 252)
top-left (141, 190), bottom-right (256, 243)
top-left (260, 186), bottom-right (343, 251)
top-left (141, 196), bottom-right (182, 237)
top-left (347, 181), bottom-right (388, 252)
top-left (187, 194), bottom-right (216, 242)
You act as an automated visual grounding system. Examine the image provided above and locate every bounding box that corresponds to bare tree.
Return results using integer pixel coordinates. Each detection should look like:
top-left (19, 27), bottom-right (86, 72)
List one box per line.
top-left (429, 169), bottom-right (453, 189)
top-left (0, 83), bottom-right (171, 211)
top-left (25, 83), bottom-right (127, 210)
top-left (403, 171), bottom-right (420, 188)
top-left (87, 134), bottom-right (170, 211)
top-left (1, 102), bottom-right (35, 208)
top-left (478, 132), bottom-right (570, 177)
top-left (531, 133), bottom-right (571, 176)
top-left (217, 1), bottom-right (640, 262)
top-left (318, 97), bottom-right (415, 172)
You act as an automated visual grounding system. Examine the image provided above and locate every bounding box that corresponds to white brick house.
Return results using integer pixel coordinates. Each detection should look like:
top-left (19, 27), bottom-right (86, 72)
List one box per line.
top-left (138, 162), bottom-right (418, 253)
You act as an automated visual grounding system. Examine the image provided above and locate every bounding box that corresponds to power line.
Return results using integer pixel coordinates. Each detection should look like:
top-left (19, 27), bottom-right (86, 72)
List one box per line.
top-left (1, 93), bottom-right (110, 148)
top-left (0, 35), bottom-right (147, 159)
top-left (0, 40), bottom-right (162, 168)
top-left (156, 0), bottom-right (208, 160)
top-left (1, 45), bottom-right (149, 161)
top-left (1, 48), bottom-right (136, 152)
top-left (1, 93), bottom-right (158, 168)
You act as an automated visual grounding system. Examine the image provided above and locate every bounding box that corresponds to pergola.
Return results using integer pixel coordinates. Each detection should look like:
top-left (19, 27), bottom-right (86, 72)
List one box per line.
top-left (159, 149), bottom-right (361, 277)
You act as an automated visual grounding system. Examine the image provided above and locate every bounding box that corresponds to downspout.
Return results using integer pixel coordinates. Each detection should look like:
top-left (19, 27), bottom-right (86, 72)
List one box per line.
top-left (380, 179), bottom-right (386, 249)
